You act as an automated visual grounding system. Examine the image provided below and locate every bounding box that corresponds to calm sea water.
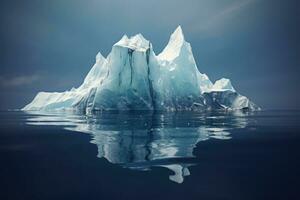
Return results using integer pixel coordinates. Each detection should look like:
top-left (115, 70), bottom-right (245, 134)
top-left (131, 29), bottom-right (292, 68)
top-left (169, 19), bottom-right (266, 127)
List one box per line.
top-left (0, 110), bottom-right (299, 200)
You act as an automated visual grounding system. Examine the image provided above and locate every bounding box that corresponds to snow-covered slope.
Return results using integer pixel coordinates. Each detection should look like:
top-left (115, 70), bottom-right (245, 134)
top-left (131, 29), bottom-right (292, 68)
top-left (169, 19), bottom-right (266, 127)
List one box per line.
top-left (23, 26), bottom-right (259, 112)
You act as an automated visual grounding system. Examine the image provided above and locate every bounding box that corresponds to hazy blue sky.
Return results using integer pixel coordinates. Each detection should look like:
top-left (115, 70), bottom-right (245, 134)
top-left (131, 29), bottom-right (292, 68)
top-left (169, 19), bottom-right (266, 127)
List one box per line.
top-left (1, 0), bottom-right (299, 109)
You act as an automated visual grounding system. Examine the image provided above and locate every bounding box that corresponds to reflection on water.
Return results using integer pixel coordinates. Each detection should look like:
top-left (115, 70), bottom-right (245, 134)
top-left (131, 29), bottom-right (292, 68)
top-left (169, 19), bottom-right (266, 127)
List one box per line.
top-left (25, 111), bottom-right (253, 183)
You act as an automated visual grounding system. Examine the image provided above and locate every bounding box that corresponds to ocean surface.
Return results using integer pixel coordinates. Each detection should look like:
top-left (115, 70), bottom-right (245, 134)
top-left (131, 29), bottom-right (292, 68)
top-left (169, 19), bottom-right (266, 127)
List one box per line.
top-left (0, 110), bottom-right (299, 200)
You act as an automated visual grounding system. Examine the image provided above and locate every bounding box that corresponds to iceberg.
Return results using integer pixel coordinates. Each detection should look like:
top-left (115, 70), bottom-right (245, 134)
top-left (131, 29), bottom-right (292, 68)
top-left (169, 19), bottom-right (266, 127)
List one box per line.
top-left (23, 26), bottom-right (259, 112)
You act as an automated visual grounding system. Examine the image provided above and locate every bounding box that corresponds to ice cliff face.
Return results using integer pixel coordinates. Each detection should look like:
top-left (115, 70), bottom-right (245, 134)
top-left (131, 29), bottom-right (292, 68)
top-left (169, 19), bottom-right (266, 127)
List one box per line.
top-left (23, 26), bottom-right (259, 112)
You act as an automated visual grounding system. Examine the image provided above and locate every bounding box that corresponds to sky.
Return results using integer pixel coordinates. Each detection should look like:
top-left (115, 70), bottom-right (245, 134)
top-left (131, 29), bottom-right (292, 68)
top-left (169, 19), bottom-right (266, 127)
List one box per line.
top-left (0, 0), bottom-right (299, 110)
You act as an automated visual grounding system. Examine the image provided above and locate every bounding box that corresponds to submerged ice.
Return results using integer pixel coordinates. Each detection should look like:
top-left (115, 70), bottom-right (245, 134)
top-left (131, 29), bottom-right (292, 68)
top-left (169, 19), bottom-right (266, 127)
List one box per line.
top-left (23, 26), bottom-right (259, 111)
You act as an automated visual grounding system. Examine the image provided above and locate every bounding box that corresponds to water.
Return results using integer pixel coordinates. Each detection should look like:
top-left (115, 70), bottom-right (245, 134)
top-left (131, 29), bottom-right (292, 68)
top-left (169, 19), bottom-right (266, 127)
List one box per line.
top-left (0, 110), bottom-right (299, 199)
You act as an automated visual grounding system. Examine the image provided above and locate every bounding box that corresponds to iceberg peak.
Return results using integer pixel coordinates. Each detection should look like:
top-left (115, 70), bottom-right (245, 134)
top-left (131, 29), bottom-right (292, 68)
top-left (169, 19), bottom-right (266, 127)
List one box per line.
top-left (172, 25), bottom-right (185, 42)
top-left (96, 52), bottom-right (105, 63)
top-left (158, 25), bottom-right (187, 61)
top-left (114, 33), bottom-right (150, 52)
